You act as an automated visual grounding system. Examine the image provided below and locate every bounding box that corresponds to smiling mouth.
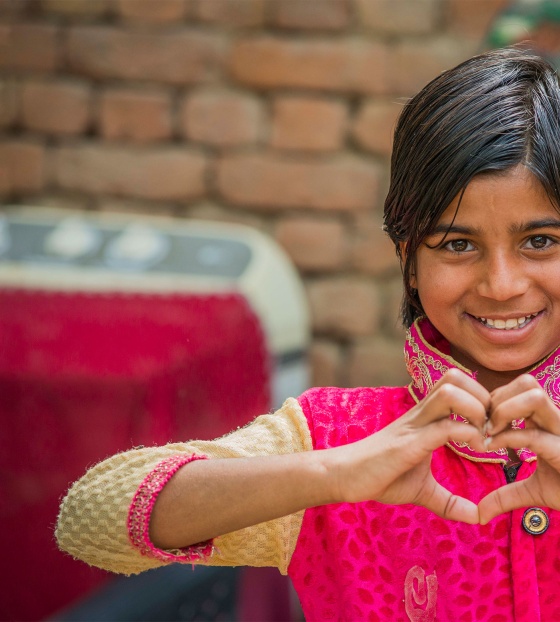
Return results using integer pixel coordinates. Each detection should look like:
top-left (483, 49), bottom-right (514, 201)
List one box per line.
top-left (473, 312), bottom-right (540, 330)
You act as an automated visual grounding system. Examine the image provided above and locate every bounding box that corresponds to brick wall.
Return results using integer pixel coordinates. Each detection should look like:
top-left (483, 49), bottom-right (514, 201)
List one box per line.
top-left (0, 0), bottom-right (510, 389)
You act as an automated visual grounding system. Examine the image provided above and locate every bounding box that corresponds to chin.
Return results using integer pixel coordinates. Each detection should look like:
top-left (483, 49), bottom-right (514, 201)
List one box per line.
top-left (479, 356), bottom-right (542, 375)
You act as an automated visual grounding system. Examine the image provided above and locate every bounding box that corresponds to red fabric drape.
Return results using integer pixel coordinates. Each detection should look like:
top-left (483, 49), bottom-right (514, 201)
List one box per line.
top-left (0, 289), bottom-right (270, 621)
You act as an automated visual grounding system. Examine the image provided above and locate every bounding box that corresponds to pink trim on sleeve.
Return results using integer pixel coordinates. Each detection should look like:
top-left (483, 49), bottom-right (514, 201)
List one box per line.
top-left (127, 453), bottom-right (215, 563)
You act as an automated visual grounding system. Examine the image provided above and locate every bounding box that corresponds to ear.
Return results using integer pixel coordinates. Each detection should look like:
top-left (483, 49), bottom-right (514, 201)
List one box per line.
top-left (399, 242), bottom-right (417, 289)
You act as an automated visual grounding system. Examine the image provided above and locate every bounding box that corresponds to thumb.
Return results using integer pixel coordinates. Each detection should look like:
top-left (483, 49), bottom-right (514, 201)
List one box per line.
top-left (478, 480), bottom-right (536, 525)
top-left (419, 475), bottom-right (479, 525)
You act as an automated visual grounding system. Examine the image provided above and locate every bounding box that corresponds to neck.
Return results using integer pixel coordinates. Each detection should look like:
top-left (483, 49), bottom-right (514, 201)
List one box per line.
top-left (449, 345), bottom-right (541, 392)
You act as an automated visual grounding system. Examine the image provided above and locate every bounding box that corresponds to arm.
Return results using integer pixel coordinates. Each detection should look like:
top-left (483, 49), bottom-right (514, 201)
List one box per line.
top-left (150, 450), bottom-right (334, 550)
top-left (56, 398), bottom-right (312, 575)
top-left (152, 369), bottom-right (491, 549)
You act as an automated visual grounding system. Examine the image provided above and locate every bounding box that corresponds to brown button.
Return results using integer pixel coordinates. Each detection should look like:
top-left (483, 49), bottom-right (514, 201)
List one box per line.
top-left (522, 507), bottom-right (549, 535)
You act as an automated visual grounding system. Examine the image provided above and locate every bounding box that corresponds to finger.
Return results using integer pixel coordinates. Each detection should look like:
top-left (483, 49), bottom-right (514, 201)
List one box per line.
top-left (434, 368), bottom-right (492, 409)
top-left (478, 479), bottom-right (539, 525)
top-left (415, 381), bottom-right (488, 431)
top-left (490, 374), bottom-right (540, 408)
top-left (424, 418), bottom-right (486, 454)
top-left (488, 389), bottom-right (560, 436)
top-left (485, 429), bottom-right (560, 466)
top-left (418, 475), bottom-right (479, 524)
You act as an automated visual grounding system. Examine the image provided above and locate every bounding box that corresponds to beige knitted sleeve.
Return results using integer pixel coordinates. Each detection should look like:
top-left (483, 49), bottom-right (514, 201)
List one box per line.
top-left (56, 397), bottom-right (312, 576)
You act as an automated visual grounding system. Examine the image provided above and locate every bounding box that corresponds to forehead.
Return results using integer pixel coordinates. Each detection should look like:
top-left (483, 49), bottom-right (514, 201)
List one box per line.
top-left (437, 165), bottom-right (556, 229)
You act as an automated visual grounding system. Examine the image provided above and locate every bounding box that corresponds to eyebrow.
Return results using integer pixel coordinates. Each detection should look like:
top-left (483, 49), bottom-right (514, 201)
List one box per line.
top-left (427, 218), bottom-right (560, 237)
top-left (510, 218), bottom-right (560, 233)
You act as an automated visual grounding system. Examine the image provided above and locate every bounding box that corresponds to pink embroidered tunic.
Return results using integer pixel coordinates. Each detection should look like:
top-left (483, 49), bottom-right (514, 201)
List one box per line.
top-left (56, 319), bottom-right (560, 622)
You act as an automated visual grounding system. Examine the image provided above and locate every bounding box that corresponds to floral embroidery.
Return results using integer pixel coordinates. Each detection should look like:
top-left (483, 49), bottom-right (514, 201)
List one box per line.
top-left (534, 354), bottom-right (560, 408)
top-left (404, 318), bottom-right (547, 461)
top-left (405, 335), bottom-right (450, 395)
top-left (127, 454), bottom-right (214, 563)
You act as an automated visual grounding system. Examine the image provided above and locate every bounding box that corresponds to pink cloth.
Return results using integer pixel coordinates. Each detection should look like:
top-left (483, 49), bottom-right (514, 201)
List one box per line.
top-left (289, 318), bottom-right (560, 622)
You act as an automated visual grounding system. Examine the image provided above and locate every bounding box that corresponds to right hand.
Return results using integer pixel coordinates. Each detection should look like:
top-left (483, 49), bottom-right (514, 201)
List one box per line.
top-left (326, 368), bottom-right (490, 524)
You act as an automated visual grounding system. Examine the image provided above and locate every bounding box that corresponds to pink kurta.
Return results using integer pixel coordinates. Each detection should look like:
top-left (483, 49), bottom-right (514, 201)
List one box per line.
top-left (289, 318), bottom-right (560, 621)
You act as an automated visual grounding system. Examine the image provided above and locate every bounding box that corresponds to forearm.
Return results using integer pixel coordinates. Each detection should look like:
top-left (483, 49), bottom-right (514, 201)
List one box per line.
top-left (150, 449), bottom-right (337, 549)
top-left (56, 398), bottom-right (314, 575)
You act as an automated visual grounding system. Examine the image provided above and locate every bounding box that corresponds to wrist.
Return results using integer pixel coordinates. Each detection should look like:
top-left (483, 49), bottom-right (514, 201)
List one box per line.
top-left (306, 447), bottom-right (347, 506)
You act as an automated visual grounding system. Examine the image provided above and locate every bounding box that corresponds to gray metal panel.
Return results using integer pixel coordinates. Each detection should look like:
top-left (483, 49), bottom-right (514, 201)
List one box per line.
top-left (1, 220), bottom-right (252, 278)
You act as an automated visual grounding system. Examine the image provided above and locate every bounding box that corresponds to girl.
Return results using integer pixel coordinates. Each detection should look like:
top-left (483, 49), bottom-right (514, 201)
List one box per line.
top-left (57, 47), bottom-right (560, 621)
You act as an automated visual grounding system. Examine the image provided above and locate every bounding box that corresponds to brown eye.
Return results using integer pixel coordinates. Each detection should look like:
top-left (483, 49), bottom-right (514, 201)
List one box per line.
top-left (447, 239), bottom-right (471, 253)
top-left (528, 235), bottom-right (549, 249)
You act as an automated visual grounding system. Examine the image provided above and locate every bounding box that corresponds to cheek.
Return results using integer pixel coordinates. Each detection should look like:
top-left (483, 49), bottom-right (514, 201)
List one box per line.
top-left (416, 269), bottom-right (465, 312)
top-left (417, 283), bottom-right (441, 313)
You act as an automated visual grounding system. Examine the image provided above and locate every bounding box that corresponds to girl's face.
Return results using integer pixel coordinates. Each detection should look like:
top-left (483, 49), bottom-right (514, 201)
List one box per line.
top-left (413, 165), bottom-right (560, 391)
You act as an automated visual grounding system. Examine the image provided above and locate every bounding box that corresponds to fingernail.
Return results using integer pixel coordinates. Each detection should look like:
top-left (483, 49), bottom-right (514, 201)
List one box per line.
top-left (483, 437), bottom-right (492, 449)
top-left (484, 420), bottom-right (493, 435)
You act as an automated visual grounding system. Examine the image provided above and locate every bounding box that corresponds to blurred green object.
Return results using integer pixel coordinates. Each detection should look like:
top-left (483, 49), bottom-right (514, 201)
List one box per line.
top-left (486, 0), bottom-right (560, 67)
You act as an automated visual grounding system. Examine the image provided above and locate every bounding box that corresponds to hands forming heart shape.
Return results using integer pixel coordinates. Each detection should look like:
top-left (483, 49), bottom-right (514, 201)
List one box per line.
top-left (337, 368), bottom-right (560, 525)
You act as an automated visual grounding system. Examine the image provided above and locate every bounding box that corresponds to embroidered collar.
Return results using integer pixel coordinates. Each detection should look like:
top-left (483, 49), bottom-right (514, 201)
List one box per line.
top-left (404, 317), bottom-right (560, 464)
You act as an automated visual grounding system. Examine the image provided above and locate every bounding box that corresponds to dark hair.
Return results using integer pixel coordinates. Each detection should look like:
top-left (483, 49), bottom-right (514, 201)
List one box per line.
top-left (383, 46), bottom-right (560, 327)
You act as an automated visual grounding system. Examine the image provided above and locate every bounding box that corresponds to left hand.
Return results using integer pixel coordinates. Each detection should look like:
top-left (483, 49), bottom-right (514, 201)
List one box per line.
top-left (479, 374), bottom-right (560, 524)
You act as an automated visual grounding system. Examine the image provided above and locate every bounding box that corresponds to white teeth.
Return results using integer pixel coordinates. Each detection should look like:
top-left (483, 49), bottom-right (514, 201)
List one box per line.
top-left (477, 312), bottom-right (538, 330)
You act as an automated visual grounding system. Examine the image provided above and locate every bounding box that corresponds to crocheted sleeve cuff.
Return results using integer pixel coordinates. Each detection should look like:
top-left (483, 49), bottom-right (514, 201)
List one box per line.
top-left (127, 453), bottom-right (214, 563)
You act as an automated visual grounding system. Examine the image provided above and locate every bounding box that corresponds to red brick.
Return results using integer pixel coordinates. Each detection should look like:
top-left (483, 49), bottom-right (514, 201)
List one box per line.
top-left (100, 88), bottom-right (172, 143)
top-left (346, 337), bottom-right (409, 388)
top-left (181, 88), bottom-right (264, 147)
top-left (51, 145), bottom-right (207, 201)
top-left (0, 141), bottom-right (45, 196)
top-left (230, 37), bottom-right (388, 94)
top-left (310, 339), bottom-right (342, 387)
top-left (532, 22), bottom-right (560, 56)
top-left (389, 38), bottom-right (472, 96)
top-left (13, 142), bottom-right (45, 194)
top-left (0, 80), bottom-right (18, 129)
top-left (351, 214), bottom-right (400, 276)
top-left (193, 0), bottom-right (265, 27)
top-left (0, 23), bottom-right (58, 72)
top-left (352, 99), bottom-right (403, 156)
top-left (275, 216), bottom-right (346, 271)
top-left (356, 0), bottom-right (439, 35)
top-left (217, 153), bottom-right (380, 211)
top-left (446, 0), bottom-right (509, 40)
top-left (66, 27), bottom-right (225, 84)
top-left (0, 0), bottom-right (35, 18)
top-left (0, 149), bottom-right (9, 197)
top-left (271, 0), bottom-right (349, 31)
top-left (117, 0), bottom-right (189, 23)
top-left (40, 0), bottom-right (109, 18)
top-left (21, 79), bottom-right (91, 135)
top-left (271, 96), bottom-right (347, 152)
top-left (308, 277), bottom-right (380, 337)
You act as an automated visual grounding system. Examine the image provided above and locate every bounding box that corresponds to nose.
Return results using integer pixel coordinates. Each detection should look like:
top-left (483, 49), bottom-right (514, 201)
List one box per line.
top-left (476, 252), bottom-right (530, 301)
